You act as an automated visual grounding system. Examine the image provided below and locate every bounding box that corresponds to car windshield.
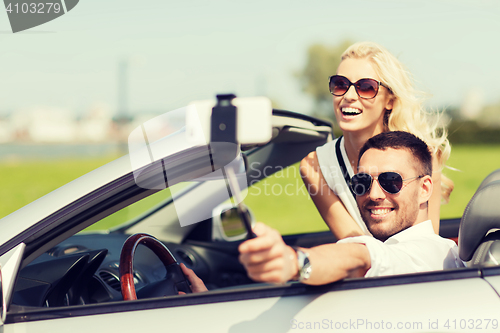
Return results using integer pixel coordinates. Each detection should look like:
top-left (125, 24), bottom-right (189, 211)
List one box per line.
top-left (81, 104), bottom-right (250, 233)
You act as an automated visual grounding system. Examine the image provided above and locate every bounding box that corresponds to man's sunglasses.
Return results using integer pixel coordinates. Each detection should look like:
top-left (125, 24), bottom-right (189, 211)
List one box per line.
top-left (328, 75), bottom-right (391, 99)
top-left (349, 172), bottom-right (424, 196)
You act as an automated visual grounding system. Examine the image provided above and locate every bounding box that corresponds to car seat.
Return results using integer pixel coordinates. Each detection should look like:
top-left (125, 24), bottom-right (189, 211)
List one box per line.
top-left (458, 168), bottom-right (500, 266)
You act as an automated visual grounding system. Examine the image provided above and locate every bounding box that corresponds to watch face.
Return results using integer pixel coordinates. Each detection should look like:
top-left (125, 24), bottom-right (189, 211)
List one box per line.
top-left (293, 247), bottom-right (311, 282)
top-left (298, 252), bottom-right (311, 281)
top-left (303, 265), bottom-right (312, 280)
top-left (297, 250), bottom-right (307, 269)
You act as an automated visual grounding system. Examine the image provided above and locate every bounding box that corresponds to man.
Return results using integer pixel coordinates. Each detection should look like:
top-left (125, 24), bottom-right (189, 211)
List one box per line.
top-left (238, 131), bottom-right (463, 285)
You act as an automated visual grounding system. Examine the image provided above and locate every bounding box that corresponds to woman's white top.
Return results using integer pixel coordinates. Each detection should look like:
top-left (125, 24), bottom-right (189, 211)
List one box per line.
top-left (315, 136), bottom-right (371, 235)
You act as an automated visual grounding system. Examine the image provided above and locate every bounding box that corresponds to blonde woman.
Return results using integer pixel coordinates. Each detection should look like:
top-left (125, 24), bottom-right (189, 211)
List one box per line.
top-left (301, 41), bottom-right (452, 239)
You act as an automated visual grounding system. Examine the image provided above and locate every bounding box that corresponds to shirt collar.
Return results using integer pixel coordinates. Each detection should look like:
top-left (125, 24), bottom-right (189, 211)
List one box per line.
top-left (384, 220), bottom-right (434, 244)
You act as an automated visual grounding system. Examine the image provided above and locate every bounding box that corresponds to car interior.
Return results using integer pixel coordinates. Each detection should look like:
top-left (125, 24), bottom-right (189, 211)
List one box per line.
top-left (9, 110), bottom-right (335, 308)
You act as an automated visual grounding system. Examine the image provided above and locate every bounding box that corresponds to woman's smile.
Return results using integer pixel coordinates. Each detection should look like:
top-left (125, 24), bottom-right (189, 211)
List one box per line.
top-left (341, 107), bottom-right (362, 116)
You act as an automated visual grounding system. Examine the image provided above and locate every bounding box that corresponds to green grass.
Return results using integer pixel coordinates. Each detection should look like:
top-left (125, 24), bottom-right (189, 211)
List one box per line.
top-left (1, 144), bottom-right (499, 234)
top-left (84, 188), bottom-right (173, 231)
top-left (244, 166), bottom-right (327, 235)
top-left (440, 145), bottom-right (500, 218)
top-left (0, 157), bottom-right (118, 219)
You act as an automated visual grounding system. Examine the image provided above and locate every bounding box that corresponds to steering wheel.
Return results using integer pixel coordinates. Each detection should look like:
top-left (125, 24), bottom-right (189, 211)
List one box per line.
top-left (119, 233), bottom-right (192, 300)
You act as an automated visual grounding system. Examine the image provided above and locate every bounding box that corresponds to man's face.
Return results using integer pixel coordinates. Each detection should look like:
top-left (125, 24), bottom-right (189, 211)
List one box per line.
top-left (356, 148), bottom-right (424, 241)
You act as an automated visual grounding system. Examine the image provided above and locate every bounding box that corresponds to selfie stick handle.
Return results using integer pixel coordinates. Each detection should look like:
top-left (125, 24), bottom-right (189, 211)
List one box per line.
top-left (226, 167), bottom-right (256, 239)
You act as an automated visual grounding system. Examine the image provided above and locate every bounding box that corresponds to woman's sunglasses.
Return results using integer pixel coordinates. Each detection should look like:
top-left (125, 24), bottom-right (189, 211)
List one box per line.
top-left (349, 172), bottom-right (424, 196)
top-left (329, 75), bottom-right (391, 99)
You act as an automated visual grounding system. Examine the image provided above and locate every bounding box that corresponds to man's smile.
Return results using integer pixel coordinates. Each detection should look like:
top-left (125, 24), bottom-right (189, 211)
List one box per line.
top-left (370, 207), bottom-right (394, 216)
top-left (363, 203), bottom-right (397, 221)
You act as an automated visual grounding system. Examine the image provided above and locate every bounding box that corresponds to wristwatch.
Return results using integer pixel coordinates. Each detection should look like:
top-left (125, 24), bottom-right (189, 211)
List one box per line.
top-left (292, 246), bottom-right (312, 282)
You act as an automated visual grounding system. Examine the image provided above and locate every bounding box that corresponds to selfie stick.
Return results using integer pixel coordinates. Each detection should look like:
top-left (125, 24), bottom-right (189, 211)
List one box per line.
top-left (225, 161), bottom-right (255, 240)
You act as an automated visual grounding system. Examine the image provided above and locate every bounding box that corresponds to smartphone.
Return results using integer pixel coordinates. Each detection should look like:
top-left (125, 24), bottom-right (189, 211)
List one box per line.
top-left (186, 96), bottom-right (273, 146)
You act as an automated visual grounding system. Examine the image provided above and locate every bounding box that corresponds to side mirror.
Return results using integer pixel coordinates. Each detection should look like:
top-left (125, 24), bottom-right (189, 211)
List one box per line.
top-left (0, 243), bottom-right (26, 324)
top-left (212, 204), bottom-right (255, 242)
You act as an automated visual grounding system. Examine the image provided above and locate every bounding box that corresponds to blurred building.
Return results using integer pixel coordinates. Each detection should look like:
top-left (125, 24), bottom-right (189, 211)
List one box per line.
top-left (460, 88), bottom-right (484, 121)
top-left (0, 116), bottom-right (14, 143)
top-left (1, 105), bottom-right (119, 144)
top-left (77, 104), bottom-right (114, 143)
top-left (0, 105), bottom-right (184, 144)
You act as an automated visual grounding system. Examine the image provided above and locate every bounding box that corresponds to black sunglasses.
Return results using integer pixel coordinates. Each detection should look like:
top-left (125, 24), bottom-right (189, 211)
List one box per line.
top-left (329, 75), bottom-right (391, 99)
top-left (349, 172), bottom-right (424, 196)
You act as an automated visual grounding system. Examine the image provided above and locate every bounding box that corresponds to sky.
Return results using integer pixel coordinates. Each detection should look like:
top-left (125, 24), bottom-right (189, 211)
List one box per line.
top-left (1, 0), bottom-right (500, 117)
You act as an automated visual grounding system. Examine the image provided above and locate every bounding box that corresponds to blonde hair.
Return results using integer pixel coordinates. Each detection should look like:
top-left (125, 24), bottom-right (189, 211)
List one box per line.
top-left (341, 41), bottom-right (453, 201)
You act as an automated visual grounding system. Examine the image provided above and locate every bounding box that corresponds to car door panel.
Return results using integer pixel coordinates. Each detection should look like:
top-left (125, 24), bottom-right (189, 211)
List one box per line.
top-left (294, 277), bottom-right (500, 331)
top-left (4, 273), bottom-right (499, 333)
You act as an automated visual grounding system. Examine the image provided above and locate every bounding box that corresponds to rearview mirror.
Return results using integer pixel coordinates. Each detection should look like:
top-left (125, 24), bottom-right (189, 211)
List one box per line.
top-left (212, 204), bottom-right (255, 242)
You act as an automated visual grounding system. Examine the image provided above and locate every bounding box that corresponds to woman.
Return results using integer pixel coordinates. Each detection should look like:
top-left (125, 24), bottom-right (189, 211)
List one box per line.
top-left (300, 41), bottom-right (452, 239)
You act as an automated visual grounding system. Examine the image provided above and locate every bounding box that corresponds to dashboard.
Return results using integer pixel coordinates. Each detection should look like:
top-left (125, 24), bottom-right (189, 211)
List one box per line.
top-left (13, 232), bottom-right (252, 307)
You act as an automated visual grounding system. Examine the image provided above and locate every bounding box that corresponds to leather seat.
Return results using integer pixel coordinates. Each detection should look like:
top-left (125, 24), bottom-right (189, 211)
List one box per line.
top-left (458, 169), bottom-right (500, 266)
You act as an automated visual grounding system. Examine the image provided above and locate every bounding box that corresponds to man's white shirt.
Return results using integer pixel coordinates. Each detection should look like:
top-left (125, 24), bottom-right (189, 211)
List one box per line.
top-left (337, 220), bottom-right (465, 277)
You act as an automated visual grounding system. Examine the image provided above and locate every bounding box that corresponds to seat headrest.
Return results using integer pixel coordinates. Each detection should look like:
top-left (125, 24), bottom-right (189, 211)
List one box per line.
top-left (459, 169), bottom-right (500, 261)
top-left (477, 168), bottom-right (500, 192)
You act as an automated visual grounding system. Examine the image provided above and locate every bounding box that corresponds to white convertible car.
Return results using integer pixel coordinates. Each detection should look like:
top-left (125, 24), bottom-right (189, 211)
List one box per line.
top-left (0, 97), bottom-right (500, 332)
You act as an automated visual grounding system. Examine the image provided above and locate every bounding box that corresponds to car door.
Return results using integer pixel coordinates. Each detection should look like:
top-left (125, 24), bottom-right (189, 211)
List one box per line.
top-left (3, 268), bottom-right (499, 333)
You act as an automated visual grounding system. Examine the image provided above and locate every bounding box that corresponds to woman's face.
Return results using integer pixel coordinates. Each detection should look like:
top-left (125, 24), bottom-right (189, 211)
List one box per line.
top-left (333, 57), bottom-right (393, 137)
